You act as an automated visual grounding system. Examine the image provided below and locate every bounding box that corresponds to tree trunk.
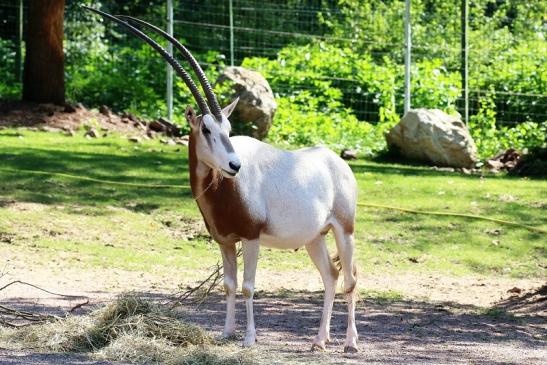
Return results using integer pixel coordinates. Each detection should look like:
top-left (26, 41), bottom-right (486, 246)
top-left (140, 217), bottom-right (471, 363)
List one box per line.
top-left (23, 0), bottom-right (65, 104)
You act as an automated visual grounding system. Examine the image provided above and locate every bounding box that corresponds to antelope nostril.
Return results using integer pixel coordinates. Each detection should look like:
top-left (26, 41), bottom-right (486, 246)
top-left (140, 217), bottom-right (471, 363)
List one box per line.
top-left (229, 161), bottom-right (241, 172)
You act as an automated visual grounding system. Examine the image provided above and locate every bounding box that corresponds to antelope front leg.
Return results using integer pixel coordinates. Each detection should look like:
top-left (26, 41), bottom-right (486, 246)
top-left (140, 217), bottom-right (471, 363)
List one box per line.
top-left (219, 242), bottom-right (237, 338)
top-left (242, 239), bottom-right (260, 347)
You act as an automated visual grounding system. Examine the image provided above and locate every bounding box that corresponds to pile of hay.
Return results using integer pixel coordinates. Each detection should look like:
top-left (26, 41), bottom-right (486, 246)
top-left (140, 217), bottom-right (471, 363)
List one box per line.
top-left (0, 294), bottom-right (254, 365)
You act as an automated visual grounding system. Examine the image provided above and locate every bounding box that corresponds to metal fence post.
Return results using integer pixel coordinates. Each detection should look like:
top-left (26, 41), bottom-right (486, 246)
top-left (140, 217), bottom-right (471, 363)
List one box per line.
top-left (166, 0), bottom-right (174, 121)
top-left (461, 0), bottom-right (469, 125)
top-left (229, 0), bottom-right (234, 66)
top-left (403, 0), bottom-right (411, 115)
top-left (15, 0), bottom-right (23, 83)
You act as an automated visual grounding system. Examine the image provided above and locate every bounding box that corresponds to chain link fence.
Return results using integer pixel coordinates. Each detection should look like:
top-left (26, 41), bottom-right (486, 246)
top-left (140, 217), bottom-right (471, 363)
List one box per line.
top-left (0, 0), bottom-right (545, 128)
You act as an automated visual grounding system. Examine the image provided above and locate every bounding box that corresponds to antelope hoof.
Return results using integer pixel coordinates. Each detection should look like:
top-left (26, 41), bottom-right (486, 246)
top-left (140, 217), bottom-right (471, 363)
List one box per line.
top-left (221, 331), bottom-right (236, 339)
top-left (242, 334), bottom-right (257, 347)
top-left (311, 341), bottom-right (327, 352)
top-left (343, 345), bottom-right (359, 353)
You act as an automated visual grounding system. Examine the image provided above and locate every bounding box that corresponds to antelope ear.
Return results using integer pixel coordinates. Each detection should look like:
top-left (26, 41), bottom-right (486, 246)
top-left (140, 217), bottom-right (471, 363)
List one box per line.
top-left (185, 105), bottom-right (200, 129)
top-left (221, 97), bottom-right (239, 118)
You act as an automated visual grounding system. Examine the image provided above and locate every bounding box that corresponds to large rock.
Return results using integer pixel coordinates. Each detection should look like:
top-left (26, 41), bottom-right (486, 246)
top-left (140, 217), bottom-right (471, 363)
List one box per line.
top-left (215, 66), bottom-right (277, 140)
top-left (386, 109), bottom-right (477, 168)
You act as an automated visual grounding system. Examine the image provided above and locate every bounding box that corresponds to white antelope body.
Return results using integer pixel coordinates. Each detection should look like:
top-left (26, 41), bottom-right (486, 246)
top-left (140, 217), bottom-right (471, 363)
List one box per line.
top-left (85, 7), bottom-right (359, 353)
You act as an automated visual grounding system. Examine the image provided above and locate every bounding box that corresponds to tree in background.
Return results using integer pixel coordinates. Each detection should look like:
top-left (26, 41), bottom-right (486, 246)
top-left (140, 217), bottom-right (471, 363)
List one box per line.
top-left (23, 0), bottom-right (66, 104)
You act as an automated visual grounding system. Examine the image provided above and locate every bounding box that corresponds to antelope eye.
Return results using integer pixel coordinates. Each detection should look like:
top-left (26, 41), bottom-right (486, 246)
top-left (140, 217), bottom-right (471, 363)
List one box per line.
top-left (201, 126), bottom-right (211, 135)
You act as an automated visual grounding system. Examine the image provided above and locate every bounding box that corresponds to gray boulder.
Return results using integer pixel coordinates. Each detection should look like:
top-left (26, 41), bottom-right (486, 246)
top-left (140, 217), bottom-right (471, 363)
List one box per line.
top-left (386, 109), bottom-right (477, 168)
top-left (216, 66), bottom-right (277, 140)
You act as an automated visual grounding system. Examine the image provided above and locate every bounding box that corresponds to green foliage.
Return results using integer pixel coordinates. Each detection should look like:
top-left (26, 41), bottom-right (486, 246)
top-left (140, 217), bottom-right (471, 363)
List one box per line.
top-left (67, 43), bottom-right (165, 117)
top-left (62, 1), bottom-right (225, 125)
top-left (1, 0), bottom-right (545, 159)
top-left (409, 59), bottom-right (461, 113)
top-left (241, 43), bottom-right (463, 154)
top-left (470, 93), bottom-right (547, 159)
top-left (269, 97), bottom-right (383, 156)
top-left (322, 0), bottom-right (546, 128)
top-left (0, 39), bottom-right (20, 99)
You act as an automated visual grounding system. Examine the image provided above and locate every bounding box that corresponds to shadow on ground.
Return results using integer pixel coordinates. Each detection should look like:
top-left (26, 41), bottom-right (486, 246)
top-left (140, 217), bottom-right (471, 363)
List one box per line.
top-left (1, 289), bottom-right (546, 364)
top-left (0, 146), bottom-right (191, 211)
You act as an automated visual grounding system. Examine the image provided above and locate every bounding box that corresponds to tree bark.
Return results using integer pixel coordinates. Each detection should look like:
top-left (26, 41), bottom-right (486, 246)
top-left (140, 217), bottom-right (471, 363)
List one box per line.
top-left (23, 0), bottom-right (65, 104)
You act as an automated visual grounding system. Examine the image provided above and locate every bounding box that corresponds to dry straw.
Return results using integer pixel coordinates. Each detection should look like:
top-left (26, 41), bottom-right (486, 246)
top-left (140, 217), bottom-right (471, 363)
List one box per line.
top-left (0, 294), bottom-right (254, 365)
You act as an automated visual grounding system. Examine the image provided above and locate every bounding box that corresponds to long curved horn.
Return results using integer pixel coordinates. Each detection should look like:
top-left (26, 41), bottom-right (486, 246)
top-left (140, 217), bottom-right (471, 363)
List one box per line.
top-left (82, 6), bottom-right (210, 115)
top-left (117, 15), bottom-right (223, 121)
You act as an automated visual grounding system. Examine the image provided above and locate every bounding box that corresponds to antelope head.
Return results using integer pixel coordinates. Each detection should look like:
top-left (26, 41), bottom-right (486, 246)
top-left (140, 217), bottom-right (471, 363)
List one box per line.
top-left (83, 6), bottom-right (241, 177)
top-left (185, 99), bottom-right (241, 177)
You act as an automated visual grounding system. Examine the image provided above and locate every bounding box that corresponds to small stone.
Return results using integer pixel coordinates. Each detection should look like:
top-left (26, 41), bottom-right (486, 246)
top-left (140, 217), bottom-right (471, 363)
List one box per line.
top-left (507, 287), bottom-right (523, 294)
top-left (127, 113), bottom-right (138, 122)
top-left (149, 120), bottom-right (167, 133)
top-left (63, 103), bottom-right (77, 113)
top-left (128, 136), bottom-right (141, 143)
top-left (84, 128), bottom-right (99, 138)
top-left (99, 105), bottom-right (111, 116)
top-left (175, 138), bottom-right (189, 146)
top-left (486, 229), bottom-right (502, 236)
top-left (134, 121), bottom-right (147, 130)
top-left (341, 149), bottom-right (358, 160)
top-left (486, 159), bottom-right (504, 171)
top-left (39, 126), bottom-right (60, 133)
top-left (432, 166), bottom-right (455, 172)
top-left (160, 138), bottom-right (176, 146)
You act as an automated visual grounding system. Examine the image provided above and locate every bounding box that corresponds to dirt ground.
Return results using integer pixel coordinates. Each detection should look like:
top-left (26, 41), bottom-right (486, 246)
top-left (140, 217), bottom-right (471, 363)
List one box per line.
top-left (0, 265), bottom-right (545, 365)
top-left (0, 101), bottom-right (183, 142)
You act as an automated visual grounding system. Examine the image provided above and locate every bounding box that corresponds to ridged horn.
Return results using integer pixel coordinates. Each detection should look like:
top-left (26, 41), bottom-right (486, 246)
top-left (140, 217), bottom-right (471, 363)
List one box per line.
top-left (82, 6), bottom-right (211, 116)
top-left (117, 15), bottom-right (223, 121)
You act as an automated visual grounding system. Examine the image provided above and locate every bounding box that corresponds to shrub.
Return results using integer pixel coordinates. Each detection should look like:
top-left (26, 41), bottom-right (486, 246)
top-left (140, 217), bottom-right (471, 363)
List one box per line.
top-left (470, 93), bottom-right (547, 159)
top-left (0, 39), bottom-right (21, 99)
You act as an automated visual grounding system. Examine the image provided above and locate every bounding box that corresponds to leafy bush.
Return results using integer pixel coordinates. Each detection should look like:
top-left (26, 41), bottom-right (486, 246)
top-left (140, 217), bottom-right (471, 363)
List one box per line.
top-left (470, 93), bottom-right (546, 159)
top-left (269, 97), bottom-right (384, 157)
top-left (63, 0), bottom-right (225, 126)
top-left (0, 39), bottom-right (21, 99)
top-left (0, 0), bottom-right (544, 160)
top-left (240, 42), bottom-right (466, 155)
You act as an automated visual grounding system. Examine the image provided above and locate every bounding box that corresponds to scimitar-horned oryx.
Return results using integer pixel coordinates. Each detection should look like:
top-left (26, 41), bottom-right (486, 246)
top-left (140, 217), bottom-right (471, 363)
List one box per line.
top-left (84, 6), bottom-right (359, 353)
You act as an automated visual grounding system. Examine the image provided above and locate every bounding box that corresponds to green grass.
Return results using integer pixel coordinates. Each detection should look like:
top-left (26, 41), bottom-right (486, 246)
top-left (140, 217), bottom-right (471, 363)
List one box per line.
top-left (359, 289), bottom-right (404, 302)
top-left (0, 129), bottom-right (545, 280)
top-left (481, 308), bottom-right (518, 322)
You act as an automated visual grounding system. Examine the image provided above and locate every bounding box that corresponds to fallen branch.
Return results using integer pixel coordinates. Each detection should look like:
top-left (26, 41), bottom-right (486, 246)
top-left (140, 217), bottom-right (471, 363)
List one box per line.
top-left (0, 280), bottom-right (88, 327)
top-left (0, 280), bottom-right (86, 299)
top-left (69, 299), bottom-right (90, 313)
top-left (170, 248), bottom-right (242, 307)
top-left (0, 304), bottom-right (61, 327)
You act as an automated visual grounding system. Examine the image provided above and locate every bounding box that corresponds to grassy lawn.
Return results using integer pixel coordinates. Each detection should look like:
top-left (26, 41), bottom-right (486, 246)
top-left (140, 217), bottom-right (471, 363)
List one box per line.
top-left (0, 129), bottom-right (545, 281)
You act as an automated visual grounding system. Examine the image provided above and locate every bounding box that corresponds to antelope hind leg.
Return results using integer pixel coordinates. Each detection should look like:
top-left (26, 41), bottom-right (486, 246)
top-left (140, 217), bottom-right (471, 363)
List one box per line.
top-left (305, 235), bottom-right (338, 351)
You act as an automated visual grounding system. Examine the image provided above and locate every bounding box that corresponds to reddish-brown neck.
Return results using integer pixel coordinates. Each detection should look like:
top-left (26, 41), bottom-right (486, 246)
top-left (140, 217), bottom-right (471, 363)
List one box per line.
top-left (188, 134), bottom-right (263, 244)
